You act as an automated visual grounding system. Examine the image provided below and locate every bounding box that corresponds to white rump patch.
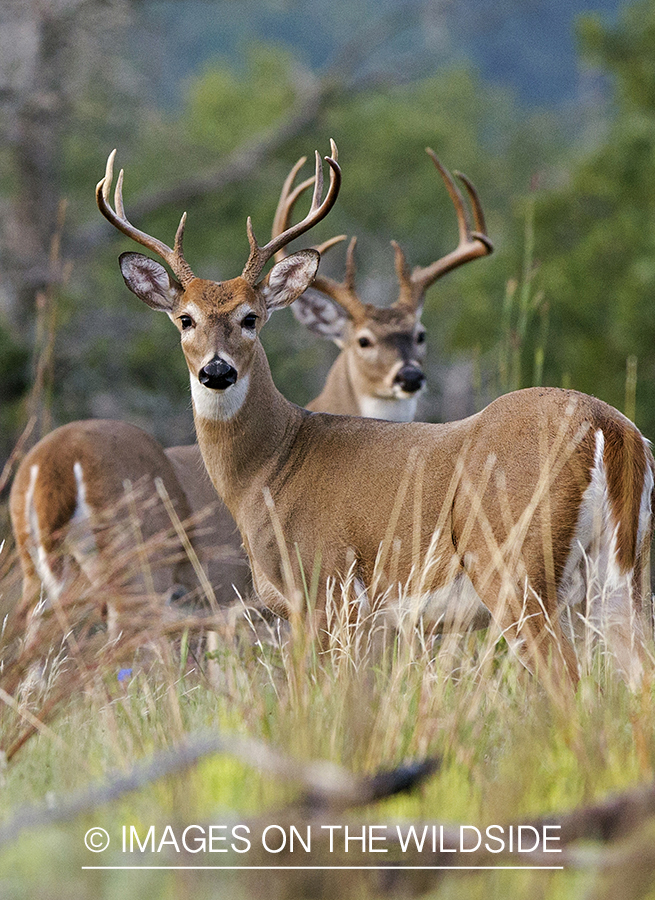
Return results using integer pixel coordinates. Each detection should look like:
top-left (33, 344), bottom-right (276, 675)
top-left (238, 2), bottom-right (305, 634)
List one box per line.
top-left (559, 429), bottom-right (611, 611)
top-left (69, 461), bottom-right (99, 562)
top-left (24, 464), bottom-right (63, 603)
top-left (559, 428), bottom-right (646, 685)
top-left (72, 461), bottom-right (91, 520)
top-left (191, 371), bottom-right (250, 422)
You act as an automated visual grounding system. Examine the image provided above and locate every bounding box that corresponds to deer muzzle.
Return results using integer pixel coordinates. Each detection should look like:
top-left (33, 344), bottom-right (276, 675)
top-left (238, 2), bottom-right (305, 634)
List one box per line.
top-left (198, 357), bottom-right (238, 391)
top-left (393, 365), bottom-right (426, 395)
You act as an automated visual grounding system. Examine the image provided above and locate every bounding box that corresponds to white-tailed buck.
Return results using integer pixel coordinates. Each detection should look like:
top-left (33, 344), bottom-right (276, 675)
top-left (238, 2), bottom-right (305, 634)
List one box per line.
top-left (278, 148), bottom-right (492, 421)
top-left (95, 142), bottom-right (653, 688)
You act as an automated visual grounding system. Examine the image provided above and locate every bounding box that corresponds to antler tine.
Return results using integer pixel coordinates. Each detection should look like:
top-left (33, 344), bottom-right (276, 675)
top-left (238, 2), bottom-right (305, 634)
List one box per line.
top-left (114, 167), bottom-right (126, 218)
top-left (274, 152), bottom-right (346, 262)
top-left (395, 149), bottom-right (493, 310)
top-left (271, 155), bottom-right (310, 251)
top-left (311, 236), bottom-right (368, 321)
top-left (343, 234), bottom-right (358, 293)
top-left (266, 143), bottom-right (363, 319)
top-left (241, 140), bottom-right (342, 285)
top-left (426, 148), bottom-right (471, 249)
top-left (96, 150), bottom-right (195, 287)
top-left (314, 234), bottom-right (348, 256)
top-left (454, 170), bottom-right (494, 251)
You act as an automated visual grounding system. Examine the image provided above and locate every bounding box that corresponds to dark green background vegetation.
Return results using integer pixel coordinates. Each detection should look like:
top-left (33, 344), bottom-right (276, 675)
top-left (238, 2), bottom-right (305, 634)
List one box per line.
top-left (1, 0), bottom-right (654, 466)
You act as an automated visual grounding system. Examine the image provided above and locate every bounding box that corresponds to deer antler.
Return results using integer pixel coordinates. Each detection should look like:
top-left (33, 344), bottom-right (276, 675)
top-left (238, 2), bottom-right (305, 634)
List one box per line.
top-left (272, 154), bottom-right (347, 260)
top-left (271, 148), bottom-right (367, 321)
top-left (96, 150), bottom-right (196, 287)
top-left (241, 139), bottom-right (342, 286)
top-left (393, 149), bottom-right (493, 311)
top-left (308, 236), bottom-right (368, 321)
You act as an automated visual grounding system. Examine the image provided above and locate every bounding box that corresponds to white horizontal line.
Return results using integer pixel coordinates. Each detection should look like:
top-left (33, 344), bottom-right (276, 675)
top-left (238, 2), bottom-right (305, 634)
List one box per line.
top-left (82, 865), bottom-right (564, 871)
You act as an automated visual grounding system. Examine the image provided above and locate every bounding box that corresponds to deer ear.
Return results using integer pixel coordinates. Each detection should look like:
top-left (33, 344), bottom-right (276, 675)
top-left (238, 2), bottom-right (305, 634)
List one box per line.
top-left (119, 252), bottom-right (183, 312)
top-left (260, 249), bottom-right (320, 315)
top-left (292, 288), bottom-right (349, 347)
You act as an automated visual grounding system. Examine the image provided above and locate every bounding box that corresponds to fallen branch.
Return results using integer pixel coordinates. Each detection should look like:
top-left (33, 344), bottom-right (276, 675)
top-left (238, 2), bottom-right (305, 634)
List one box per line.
top-left (0, 730), bottom-right (438, 850)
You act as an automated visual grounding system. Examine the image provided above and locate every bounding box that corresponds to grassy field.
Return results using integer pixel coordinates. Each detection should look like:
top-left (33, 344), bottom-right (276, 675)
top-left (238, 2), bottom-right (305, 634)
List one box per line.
top-left (1, 499), bottom-right (655, 900)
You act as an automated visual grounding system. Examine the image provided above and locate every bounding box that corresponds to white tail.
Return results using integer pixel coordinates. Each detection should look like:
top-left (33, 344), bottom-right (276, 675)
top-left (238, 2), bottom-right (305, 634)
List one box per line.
top-left (99, 144), bottom-right (653, 688)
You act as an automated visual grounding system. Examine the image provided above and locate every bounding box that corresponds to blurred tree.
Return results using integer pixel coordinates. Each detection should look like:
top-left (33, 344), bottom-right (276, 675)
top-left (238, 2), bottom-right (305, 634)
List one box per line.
top-left (0, 0), bottom-right (140, 316)
top-left (529, 0), bottom-right (655, 435)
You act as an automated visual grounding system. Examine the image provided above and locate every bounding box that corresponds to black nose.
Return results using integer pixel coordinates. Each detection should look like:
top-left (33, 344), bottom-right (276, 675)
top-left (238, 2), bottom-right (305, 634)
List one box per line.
top-left (394, 365), bottom-right (425, 394)
top-left (198, 357), bottom-right (238, 390)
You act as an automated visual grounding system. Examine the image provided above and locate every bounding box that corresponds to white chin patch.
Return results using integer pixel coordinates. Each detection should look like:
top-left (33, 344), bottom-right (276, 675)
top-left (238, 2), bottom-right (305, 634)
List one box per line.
top-left (391, 382), bottom-right (422, 400)
top-left (190, 372), bottom-right (250, 422)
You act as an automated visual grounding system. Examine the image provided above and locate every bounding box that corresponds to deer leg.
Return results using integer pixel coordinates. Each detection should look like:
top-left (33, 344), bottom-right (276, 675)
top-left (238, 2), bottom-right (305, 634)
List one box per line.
top-left (464, 549), bottom-right (580, 690)
top-left (585, 549), bottom-right (646, 688)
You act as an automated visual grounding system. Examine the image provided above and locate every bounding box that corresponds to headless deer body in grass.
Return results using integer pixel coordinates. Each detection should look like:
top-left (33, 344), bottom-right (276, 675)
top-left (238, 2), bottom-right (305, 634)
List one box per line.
top-left (10, 421), bottom-right (253, 646)
top-left (98, 143), bottom-right (654, 689)
top-left (9, 420), bottom-right (206, 641)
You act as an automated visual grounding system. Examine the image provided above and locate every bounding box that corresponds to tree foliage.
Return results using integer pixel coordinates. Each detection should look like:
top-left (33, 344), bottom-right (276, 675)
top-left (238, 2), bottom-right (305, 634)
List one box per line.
top-left (530, 0), bottom-right (655, 435)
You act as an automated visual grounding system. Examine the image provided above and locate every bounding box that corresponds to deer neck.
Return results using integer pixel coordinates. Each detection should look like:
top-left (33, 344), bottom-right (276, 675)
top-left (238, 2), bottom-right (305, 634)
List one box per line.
top-left (308, 349), bottom-right (418, 422)
top-left (191, 345), bottom-right (303, 516)
top-left (306, 350), bottom-right (361, 416)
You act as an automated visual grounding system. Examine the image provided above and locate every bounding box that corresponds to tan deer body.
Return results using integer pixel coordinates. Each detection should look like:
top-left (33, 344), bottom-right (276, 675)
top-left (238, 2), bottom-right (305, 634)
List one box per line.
top-left (193, 336), bottom-right (653, 686)
top-left (163, 442), bottom-right (249, 602)
top-left (9, 419), bottom-right (202, 636)
top-left (96, 144), bottom-right (654, 686)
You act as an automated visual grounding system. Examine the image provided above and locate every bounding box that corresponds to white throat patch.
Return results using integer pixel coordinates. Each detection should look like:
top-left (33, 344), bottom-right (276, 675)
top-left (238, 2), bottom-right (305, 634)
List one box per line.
top-left (358, 394), bottom-right (418, 422)
top-left (191, 372), bottom-right (250, 422)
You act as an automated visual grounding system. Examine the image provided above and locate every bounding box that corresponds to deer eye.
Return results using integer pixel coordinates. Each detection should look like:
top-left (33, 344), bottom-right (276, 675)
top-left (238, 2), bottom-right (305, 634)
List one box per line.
top-left (416, 331), bottom-right (426, 344)
top-left (358, 335), bottom-right (374, 348)
top-left (241, 313), bottom-right (258, 330)
top-left (179, 314), bottom-right (194, 330)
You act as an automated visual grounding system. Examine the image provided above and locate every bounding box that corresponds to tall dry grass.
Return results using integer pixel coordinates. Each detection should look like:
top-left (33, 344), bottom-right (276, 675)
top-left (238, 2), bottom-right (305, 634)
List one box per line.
top-left (1, 503), bottom-right (654, 899)
top-left (1, 343), bottom-right (654, 899)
